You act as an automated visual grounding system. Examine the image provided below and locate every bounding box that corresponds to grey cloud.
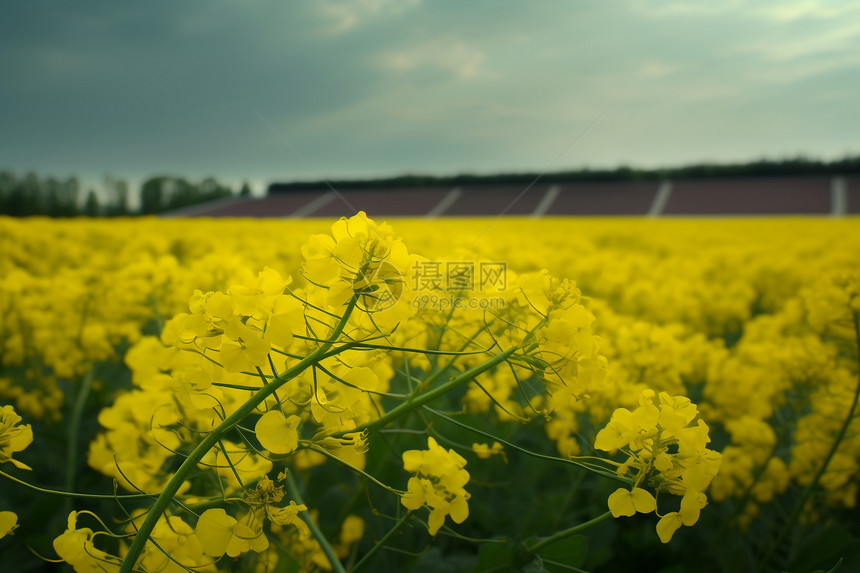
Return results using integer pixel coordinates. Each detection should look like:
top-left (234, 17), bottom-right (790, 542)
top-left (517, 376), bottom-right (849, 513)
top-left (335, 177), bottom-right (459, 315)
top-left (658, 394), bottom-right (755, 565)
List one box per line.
top-left (1, 0), bottom-right (857, 185)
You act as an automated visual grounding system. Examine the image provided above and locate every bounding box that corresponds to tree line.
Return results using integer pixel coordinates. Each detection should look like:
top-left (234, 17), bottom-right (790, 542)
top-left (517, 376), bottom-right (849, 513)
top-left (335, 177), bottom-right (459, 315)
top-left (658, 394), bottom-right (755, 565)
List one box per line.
top-left (0, 171), bottom-right (252, 217)
top-left (270, 155), bottom-right (860, 192)
top-left (5, 155), bottom-right (858, 216)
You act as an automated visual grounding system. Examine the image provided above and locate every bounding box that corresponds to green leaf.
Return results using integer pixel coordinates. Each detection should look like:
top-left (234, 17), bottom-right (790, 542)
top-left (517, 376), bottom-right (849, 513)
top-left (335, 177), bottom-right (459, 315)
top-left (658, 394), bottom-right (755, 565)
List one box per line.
top-left (415, 548), bottom-right (477, 573)
top-left (535, 534), bottom-right (587, 573)
top-left (472, 542), bottom-right (515, 573)
top-left (790, 524), bottom-right (857, 573)
top-left (818, 557), bottom-right (844, 573)
top-left (786, 557), bottom-right (845, 573)
top-left (522, 559), bottom-right (550, 573)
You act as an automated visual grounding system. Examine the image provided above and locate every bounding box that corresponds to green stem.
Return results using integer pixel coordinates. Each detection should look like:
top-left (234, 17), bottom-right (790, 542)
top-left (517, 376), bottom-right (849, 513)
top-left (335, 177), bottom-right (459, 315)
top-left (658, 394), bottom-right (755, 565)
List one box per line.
top-left (413, 329), bottom-right (486, 393)
top-left (118, 298), bottom-right (357, 573)
top-left (64, 367), bottom-right (95, 516)
top-left (306, 445), bottom-right (401, 495)
top-left (0, 470), bottom-right (151, 500)
top-left (284, 470), bottom-right (347, 573)
top-left (526, 511), bottom-right (613, 554)
top-left (350, 511), bottom-right (411, 572)
top-left (759, 310), bottom-right (860, 572)
top-left (341, 347), bottom-right (517, 438)
top-left (324, 425), bottom-right (406, 544)
top-left (423, 407), bottom-right (621, 480)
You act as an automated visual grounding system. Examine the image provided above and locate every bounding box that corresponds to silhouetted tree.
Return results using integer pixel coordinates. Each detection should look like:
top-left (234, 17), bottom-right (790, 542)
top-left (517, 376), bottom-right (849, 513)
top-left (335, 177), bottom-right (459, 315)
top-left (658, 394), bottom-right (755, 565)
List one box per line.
top-left (140, 177), bottom-right (165, 214)
top-left (138, 175), bottom-right (233, 214)
top-left (166, 177), bottom-right (197, 210)
top-left (104, 175), bottom-right (130, 216)
top-left (0, 170), bottom-right (15, 213)
top-left (84, 190), bottom-right (101, 217)
top-left (45, 177), bottom-right (61, 216)
top-left (59, 177), bottom-right (80, 216)
top-left (19, 172), bottom-right (43, 216)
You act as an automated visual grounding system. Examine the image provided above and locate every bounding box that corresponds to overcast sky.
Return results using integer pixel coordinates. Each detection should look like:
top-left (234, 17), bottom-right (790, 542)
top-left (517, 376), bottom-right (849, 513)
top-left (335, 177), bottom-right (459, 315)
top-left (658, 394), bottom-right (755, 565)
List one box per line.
top-left (2, 0), bottom-right (859, 191)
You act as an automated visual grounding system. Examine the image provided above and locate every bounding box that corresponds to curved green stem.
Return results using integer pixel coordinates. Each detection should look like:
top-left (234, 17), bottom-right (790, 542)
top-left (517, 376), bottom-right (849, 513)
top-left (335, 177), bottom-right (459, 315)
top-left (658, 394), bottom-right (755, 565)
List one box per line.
top-left (338, 347), bottom-right (517, 439)
top-left (64, 367), bottom-right (95, 516)
top-left (423, 407), bottom-right (621, 481)
top-left (759, 310), bottom-right (860, 572)
top-left (413, 329), bottom-right (487, 393)
top-left (0, 470), bottom-right (151, 500)
top-left (118, 297), bottom-right (357, 573)
top-left (284, 469), bottom-right (347, 573)
top-left (305, 445), bottom-right (401, 495)
top-left (351, 511), bottom-right (411, 572)
top-left (526, 511), bottom-right (612, 554)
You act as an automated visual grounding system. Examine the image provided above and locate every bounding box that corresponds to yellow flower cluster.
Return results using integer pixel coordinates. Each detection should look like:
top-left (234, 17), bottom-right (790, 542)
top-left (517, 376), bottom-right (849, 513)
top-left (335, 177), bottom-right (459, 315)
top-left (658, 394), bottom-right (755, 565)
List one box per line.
top-left (596, 390), bottom-right (721, 542)
top-left (0, 216), bottom-right (325, 421)
top-left (0, 404), bottom-right (32, 471)
top-left (2, 213), bottom-right (859, 570)
top-left (0, 404), bottom-right (30, 541)
top-left (400, 437), bottom-right (471, 535)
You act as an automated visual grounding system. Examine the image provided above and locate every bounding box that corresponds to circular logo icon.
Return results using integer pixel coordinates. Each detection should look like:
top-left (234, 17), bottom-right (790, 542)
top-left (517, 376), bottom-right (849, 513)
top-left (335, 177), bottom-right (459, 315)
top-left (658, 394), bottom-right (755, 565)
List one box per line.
top-left (358, 260), bottom-right (405, 312)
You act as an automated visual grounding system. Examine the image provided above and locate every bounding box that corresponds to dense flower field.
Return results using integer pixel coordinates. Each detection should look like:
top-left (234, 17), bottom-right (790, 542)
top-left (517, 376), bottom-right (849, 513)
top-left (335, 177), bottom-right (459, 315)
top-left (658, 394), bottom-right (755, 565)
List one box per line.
top-left (1, 214), bottom-right (858, 573)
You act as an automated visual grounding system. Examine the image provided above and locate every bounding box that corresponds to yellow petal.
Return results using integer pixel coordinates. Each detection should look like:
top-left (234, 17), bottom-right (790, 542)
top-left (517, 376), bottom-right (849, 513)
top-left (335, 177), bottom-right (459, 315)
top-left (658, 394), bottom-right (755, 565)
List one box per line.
top-left (226, 522), bottom-right (267, 557)
top-left (219, 339), bottom-right (251, 373)
top-left (654, 452), bottom-right (674, 473)
top-left (327, 281), bottom-right (354, 308)
top-left (0, 511), bottom-right (17, 539)
top-left (242, 332), bottom-right (271, 367)
top-left (427, 508), bottom-right (446, 536)
top-left (400, 477), bottom-right (426, 511)
top-left (401, 449), bottom-right (425, 473)
top-left (265, 312), bottom-right (295, 348)
top-left (257, 266), bottom-right (289, 297)
top-left (342, 367), bottom-right (379, 392)
top-left (449, 496), bottom-right (469, 524)
top-left (656, 512), bottom-right (684, 543)
top-left (680, 490), bottom-right (707, 526)
top-left (195, 508), bottom-right (237, 557)
top-left (255, 411), bottom-right (300, 455)
top-left (10, 423), bottom-right (33, 454)
top-left (607, 488), bottom-right (635, 518)
top-left (631, 487), bottom-right (657, 514)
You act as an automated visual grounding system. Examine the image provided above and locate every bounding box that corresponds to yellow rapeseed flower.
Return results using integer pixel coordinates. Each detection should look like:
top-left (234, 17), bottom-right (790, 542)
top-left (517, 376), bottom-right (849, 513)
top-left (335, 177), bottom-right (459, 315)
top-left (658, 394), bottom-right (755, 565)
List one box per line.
top-left (0, 405), bottom-right (33, 470)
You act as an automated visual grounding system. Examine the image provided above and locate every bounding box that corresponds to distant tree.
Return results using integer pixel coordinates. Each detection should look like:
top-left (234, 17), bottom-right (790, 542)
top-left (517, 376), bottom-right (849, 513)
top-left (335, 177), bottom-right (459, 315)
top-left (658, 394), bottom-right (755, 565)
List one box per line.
top-left (140, 177), bottom-right (165, 214)
top-left (104, 175), bottom-right (131, 216)
top-left (138, 175), bottom-right (234, 214)
top-left (84, 190), bottom-right (101, 217)
top-left (19, 172), bottom-right (43, 216)
top-left (239, 182), bottom-right (252, 197)
top-left (59, 176), bottom-right (80, 216)
top-left (198, 176), bottom-right (232, 201)
top-left (114, 179), bottom-right (130, 215)
top-left (45, 177), bottom-right (61, 216)
top-left (199, 177), bottom-right (218, 197)
top-left (3, 173), bottom-right (22, 215)
top-left (0, 170), bottom-right (15, 213)
top-left (167, 177), bottom-right (198, 210)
